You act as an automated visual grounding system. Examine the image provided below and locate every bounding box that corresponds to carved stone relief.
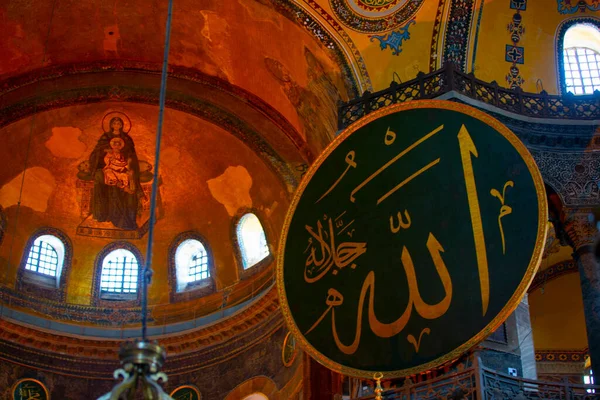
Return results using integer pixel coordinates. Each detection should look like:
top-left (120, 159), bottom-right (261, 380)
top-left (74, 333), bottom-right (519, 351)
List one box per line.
top-left (530, 150), bottom-right (600, 206)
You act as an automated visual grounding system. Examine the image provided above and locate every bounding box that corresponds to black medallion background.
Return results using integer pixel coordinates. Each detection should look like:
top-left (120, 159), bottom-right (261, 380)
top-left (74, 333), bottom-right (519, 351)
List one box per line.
top-left (279, 102), bottom-right (546, 376)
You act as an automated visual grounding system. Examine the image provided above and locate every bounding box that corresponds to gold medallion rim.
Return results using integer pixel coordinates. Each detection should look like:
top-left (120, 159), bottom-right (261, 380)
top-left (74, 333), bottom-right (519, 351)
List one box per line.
top-left (170, 384), bottom-right (202, 397)
top-left (276, 100), bottom-right (548, 379)
top-left (11, 378), bottom-right (50, 399)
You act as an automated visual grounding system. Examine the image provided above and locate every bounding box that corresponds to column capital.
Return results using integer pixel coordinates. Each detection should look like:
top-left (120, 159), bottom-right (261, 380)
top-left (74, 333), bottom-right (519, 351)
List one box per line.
top-left (562, 208), bottom-right (599, 252)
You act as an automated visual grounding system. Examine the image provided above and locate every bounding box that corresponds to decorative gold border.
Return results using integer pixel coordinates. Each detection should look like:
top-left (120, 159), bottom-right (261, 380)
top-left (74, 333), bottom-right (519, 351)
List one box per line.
top-left (276, 100), bottom-right (548, 379)
top-left (11, 378), bottom-right (50, 399)
top-left (282, 331), bottom-right (298, 367)
top-left (170, 384), bottom-right (202, 399)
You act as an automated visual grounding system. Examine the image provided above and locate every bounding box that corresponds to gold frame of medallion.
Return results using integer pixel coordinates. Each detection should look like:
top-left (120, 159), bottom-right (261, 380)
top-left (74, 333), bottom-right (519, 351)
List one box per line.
top-left (11, 378), bottom-right (50, 399)
top-left (170, 384), bottom-right (202, 398)
top-left (282, 331), bottom-right (298, 367)
top-left (276, 100), bottom-right (548, 379)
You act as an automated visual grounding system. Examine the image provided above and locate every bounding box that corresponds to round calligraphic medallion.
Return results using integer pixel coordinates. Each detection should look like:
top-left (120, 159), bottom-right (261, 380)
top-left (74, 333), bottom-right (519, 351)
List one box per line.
top-left (277, 100), bottom-right (547, 378)
top-left (282, 331), bottom-right (298, 367)
top-left (170, 385), bottom-right (202, 400)
top-left (12, 378), bottom-right (50, 400)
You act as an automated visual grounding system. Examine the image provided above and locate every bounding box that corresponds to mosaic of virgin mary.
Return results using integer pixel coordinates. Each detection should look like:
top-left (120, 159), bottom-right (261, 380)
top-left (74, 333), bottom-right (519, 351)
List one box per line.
top-left (88, 116), bottom-right (143, 230)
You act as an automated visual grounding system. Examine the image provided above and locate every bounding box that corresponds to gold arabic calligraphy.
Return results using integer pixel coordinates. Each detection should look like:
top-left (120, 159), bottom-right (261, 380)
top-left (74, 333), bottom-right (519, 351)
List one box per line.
top-left (491, 181), bottom-right (514, 254)
top-left (302, 122), bottom-right (516, 355)
top-left (304, 217), bottom-right (367, 282)
top-left (17, 383), bottom-right (44, 400)
top-left (305, 233), bottom-right (451, 355)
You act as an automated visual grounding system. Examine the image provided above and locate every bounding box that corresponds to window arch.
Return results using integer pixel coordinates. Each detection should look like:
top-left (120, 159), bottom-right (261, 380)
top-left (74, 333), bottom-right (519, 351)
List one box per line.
top-left (236, 212), bottom-right (271, 272)
top-left (168, 231), bottom-right (215, 301)
top-left (25, 234), bottom-right (65, 278)
top-left (17, 227), bottom-right (72, 302)
top-left (93, 242), bottom-right (143, 305)
top-left (558, 18), bottom-right (600, 94)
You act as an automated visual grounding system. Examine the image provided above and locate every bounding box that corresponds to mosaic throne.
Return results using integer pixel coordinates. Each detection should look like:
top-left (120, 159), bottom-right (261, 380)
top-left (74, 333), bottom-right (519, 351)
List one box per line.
top-left (76, 159), bottom-right (162, 239)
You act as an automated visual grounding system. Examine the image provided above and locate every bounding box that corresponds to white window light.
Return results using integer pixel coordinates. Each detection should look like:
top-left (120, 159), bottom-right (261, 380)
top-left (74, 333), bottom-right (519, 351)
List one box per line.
top-left (237, 213), bottom-right (270, 270)
top-left (100, 249), bottom-right (139, 294)
top-left (175, 239), bottom-right (210, 292)
top-left (25, 234), bottom-right (65, 287)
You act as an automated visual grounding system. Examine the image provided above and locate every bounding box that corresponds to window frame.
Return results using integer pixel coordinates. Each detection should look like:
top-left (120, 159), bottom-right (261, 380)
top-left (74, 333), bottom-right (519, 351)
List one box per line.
top-left (92, 242), bottom-right (143, 307)
top-left (556, 17), bottom-right (600, 95)
top-left (168, 231), bottom-right (216, 302)
top-left (17, 227), bottom-right (72, 302)
top-left (233, 209), bottom-right (273, 280)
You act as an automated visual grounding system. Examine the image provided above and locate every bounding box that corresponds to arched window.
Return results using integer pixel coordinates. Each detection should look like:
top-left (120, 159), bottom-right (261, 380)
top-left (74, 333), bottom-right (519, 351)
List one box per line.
top-left (17, 228), bottom-right (72, 301)
top-left (93, 243), bottom-right (143, 304)
top-left (176, 239), bottom-right (210, 289)
top-left (168, 232), bottom-right (215, 301)
top-left (100, 248), bottom-right (139, 295)
top-left (559, 21), bottom-right (600, 95)
top-left (25, 234), bottom-right (65, 279)
top-left (236, 212), bottom-right (270, 270)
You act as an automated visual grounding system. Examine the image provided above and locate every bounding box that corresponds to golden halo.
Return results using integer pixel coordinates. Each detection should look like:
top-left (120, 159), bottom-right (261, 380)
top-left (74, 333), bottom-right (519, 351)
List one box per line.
top-left (102, 111), bottom-right (132, 133)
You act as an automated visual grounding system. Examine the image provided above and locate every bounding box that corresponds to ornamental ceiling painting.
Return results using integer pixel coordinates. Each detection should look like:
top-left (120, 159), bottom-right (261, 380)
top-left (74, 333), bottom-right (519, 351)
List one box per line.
top-left (329, 0), bottom-right (425, 32)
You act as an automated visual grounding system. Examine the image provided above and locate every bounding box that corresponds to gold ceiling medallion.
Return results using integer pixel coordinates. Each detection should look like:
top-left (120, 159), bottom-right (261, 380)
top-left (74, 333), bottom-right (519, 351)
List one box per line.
top-left (330, 0), bottom-right (424, 33)
top-left (356, 0), bottom-right (402, 12)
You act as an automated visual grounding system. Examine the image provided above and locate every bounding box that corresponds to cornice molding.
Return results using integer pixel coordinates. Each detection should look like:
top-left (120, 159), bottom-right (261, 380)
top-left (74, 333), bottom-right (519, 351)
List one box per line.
top-left (0, 287), bottom-right (281, 377)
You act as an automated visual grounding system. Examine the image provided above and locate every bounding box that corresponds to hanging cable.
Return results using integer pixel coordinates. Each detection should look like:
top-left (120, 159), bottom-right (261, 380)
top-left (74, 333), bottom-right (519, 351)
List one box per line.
top-left (141, 0), bottom-right (174, 341)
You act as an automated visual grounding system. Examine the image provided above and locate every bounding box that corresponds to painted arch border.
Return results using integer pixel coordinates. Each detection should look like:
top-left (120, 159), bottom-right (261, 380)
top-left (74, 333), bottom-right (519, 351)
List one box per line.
top-left (276, 100), bottom-right (548, 379)
top-left (555, 16), bottom-right (600, 95)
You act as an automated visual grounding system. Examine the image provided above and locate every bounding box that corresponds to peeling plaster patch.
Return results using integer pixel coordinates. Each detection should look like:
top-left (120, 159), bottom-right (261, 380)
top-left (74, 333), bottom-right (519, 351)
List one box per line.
top-left (161, 147), bottom-right (181, 168)
top-left (200, 10), bottom-right (229, 43)
top-left (239, 0), bottom-right (283, 28)
top-left (45, 127), bottom-right (87, 158)
top-left (103, 25), bottom-right (120, 54)
top-left (207, 166), bottom-right (252, 216)
top-left (197, 10), bottom-right (233, 81)
top-left (0, 167), bottom-right (56, 212)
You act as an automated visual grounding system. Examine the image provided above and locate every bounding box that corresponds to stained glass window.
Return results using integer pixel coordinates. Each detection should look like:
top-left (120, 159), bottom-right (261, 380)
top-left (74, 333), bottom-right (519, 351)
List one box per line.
top-left (100, 249), bottom-right (139, 294)
top-left (237, 213), bottom-right (270, 270)
top-left (25, 235), bottom-right (65, 279)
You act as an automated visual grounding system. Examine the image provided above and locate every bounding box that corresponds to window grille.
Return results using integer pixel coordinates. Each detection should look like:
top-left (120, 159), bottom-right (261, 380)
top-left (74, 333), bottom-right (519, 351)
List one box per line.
top-left (26, 239), bottom-right (59, 277)
top-left (174, 238), bottom-right (210, 292)
top-left (188, 248), bottom-right (209, 282)
top-left (564, 47), bottom-right (600, 95)
top-left (100, 249), bottom-right (139, 294)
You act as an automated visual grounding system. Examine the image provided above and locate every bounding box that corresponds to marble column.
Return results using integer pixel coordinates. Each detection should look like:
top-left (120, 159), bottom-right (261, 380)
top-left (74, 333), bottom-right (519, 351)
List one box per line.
top-left (516, 294), bottom-right (537, 380)
top-left (564, 211), bottom-right (600, 376)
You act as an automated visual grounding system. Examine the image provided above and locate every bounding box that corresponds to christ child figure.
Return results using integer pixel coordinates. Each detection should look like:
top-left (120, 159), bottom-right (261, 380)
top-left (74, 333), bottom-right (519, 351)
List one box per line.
top-left (103, 137), bottom-right (135, 194)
